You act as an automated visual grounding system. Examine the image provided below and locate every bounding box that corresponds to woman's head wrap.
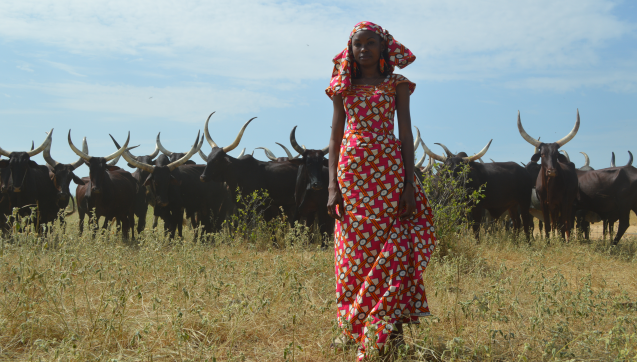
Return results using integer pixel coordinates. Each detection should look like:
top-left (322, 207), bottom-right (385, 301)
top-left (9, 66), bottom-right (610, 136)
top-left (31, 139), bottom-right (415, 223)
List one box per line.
top-left (326, 21), bottom-right (416, 99)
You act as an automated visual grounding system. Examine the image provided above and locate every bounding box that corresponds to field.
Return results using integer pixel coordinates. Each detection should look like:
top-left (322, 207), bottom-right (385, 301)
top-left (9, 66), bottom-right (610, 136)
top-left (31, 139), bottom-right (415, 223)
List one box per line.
top-left (0, 211), bottom-right (636, 361)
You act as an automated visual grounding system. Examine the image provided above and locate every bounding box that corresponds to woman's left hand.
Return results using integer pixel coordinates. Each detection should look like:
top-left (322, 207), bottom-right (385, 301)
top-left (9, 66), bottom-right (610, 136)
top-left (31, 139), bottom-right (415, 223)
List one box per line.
top-left (399, 183), bottom-right (417, 221)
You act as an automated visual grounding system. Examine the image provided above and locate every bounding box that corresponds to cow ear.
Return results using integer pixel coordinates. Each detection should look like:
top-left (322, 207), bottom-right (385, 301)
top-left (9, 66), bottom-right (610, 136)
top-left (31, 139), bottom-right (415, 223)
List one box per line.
top-left (288, 159), bottom-right (304, 166)
top-left (28, 160), bottom-right (39, 168)
top-left (530, 153), bottom-right (541, 162)
top-left (107, 166), bottom-right (121, 171)
top-left (170, 176), bottom-right (182, 185)
top-left (557, 154), bottom-right (568, 163)
top-left (72, 174), bottom-right (85, 185)
top-left (0, 160), bottom-right (7, 168)
top-left (184, 160), bottom-right (196, 165)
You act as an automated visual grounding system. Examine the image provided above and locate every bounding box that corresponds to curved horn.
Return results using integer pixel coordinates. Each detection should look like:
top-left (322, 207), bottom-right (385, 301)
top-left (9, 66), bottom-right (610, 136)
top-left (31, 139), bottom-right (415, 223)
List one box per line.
top-left (534, 137), bottom-right (541, 155)
top-left (104, 132), bottom-right (130, 161)
top-left (289, 126), bottom-right (305, 154)
top-left (70, 137), bottom-right (88, 170)
top-left (276, 142), bottom-right (294, 158)
top-left (148, 142), bottom-right (160, 159)
top-left (561, 150), bottom-right (571, 163)
top-left (198, 149), bottom-right (208, 162)
top-left (30, 141), bottom-right (34, 151)
top-left (238, 148), bottom-right (246, 157)
top-left (627, 151), bottom-right (633, 167)
top-left (321, 145), bottom-right (329, 155)
top-left (68, 130), bottom-right (91, 162)
top-left (203, 112), bottom-right (219, 149)
top-left (423, 155), bottom-right (435, 173)
top-left (0, 145), bottom-right (10, 157)
top-left (434, 143), bottom-right (455, 158)
top-left (111, 136), bottom-right (154, 173)
top-left (463, 139), bottom-right (492, 162)
top-left (555, 109), bottom-right (580, 147)
top-left (415, 149), bottom-right (426, 168)
top-left (517, 111), bottom-right (541, 148)
top-left (223, 117), bottom-right (255, 153)
top-left (26, 129), bottom-right (53, 157)
top-left (43, 131), bottom-right (60, 167)
top-left (256, 147), bottom-right (278, 161)
top-left (611, 152), bottom-right (616, 167)
top-left (156, 132), bottom-right (173, 156)
top-left (421, 140), bottom-right (446, 162)
top-left (168, 131), bottom-right (202, 171)
top-left (413, 126), bottom-right (421, 151)
top-left (579, 152), bottom-right (590, 167)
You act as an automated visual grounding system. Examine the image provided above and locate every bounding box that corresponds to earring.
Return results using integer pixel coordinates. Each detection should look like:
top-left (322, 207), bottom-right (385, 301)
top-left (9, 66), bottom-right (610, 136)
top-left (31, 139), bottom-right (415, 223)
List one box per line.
top-left (352, 61), bottom-right (359, 76)
top-left (379, 58), bottom-right (386, 73)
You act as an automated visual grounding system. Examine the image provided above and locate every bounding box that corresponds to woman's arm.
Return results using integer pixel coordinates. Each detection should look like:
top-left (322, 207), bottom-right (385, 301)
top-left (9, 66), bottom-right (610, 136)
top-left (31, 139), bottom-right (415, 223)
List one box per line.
top-left (395, 82), bottom-right (416, 221)
top-left (327, 94), bottom-right (346, 221)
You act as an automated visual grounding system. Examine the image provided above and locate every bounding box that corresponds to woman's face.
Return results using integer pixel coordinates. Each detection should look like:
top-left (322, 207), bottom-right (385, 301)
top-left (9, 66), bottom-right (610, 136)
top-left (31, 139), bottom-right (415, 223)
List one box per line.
top-left (351, 30), bottom-right (384, 68)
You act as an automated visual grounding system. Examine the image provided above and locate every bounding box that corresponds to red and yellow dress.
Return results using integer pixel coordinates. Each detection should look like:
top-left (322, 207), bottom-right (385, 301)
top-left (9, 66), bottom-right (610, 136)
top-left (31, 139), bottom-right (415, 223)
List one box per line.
top-left (327, 73), bottom-right (437, 358)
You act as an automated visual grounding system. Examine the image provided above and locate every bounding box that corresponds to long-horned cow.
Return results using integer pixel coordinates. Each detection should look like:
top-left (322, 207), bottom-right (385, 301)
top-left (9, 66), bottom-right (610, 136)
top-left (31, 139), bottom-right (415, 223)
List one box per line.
top-left (517, 110), bottom-right (580, 241)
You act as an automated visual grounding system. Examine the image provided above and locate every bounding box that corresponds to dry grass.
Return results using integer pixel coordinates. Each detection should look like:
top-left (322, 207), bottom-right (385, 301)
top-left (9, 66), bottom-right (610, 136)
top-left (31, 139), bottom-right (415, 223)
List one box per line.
top-left (0, 213), bottom-right (636, 361)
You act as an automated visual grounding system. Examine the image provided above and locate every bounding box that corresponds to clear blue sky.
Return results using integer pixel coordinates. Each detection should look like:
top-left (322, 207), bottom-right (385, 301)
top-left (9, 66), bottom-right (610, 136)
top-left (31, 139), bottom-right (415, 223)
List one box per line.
top-left (1, 0), bottom-right (635, 175)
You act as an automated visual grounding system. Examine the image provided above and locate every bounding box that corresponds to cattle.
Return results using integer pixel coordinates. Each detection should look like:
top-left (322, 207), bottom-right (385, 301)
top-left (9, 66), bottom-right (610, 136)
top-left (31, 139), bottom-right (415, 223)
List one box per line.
top-left (117, 133), bottom-right (233, 239)
top-left (69, 131), bottom-right (137, 240)
top-left (422, 138), bottom-right (533, 240)
top-left (200, 113), bottom-right (300, 223)
top-left (610, 151), bottom-right (633, 168)
top-left (255, 143), bottom-right (302, 162)
top-left (578, 152), bottom-right (594, 171)
top-left (517, 110), bottom-right (580, 241)
top-left (0, 131), bottom-right (67, 232)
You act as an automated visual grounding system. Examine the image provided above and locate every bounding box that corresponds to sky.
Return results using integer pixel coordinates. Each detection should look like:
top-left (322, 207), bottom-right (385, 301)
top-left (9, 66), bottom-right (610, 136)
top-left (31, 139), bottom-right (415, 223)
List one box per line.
top-left (0, 0), bottom-right (636, 175)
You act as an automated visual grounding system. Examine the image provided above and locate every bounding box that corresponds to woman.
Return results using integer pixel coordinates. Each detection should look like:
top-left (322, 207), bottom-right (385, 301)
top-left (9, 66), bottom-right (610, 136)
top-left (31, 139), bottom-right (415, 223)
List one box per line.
top-left (326, 22), bottom-right (437, 360)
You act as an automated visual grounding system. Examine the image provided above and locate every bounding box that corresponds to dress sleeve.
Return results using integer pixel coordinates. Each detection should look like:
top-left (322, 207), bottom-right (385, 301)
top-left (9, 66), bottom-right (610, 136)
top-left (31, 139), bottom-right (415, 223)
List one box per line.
top-left (393, 74), bottom-right (416, 95)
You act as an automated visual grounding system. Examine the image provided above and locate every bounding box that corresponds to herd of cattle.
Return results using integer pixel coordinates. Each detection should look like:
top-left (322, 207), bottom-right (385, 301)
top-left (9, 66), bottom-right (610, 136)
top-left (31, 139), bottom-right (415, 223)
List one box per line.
top-left (0, 110), bottom-right (635, 245)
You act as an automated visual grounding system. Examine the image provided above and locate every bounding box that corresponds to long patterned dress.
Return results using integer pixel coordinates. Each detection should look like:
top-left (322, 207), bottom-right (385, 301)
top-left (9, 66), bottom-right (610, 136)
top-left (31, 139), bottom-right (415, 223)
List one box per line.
top-left (332, 73), bottom-right (437, 358)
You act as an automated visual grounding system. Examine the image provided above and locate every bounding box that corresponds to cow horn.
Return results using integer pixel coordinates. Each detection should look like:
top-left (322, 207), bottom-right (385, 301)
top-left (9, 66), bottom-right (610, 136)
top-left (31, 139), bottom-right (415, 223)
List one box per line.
top-left (611, 152), bottom-right (616, 167)
top-left (579, 152), bottom-right (590, 167)
top-left (555, 109), bottom-right (580, 147)
top-left (68, 130), bottom-right (92, 161)
top-left (561, 150), bottom-right (571, 163)
top-left (25, 129), bottom-right (53, 157)
top-left (423, 155), bottom-right (435, 173)
top-left (204, 112), bottom-right (220, 148)
top-left (238, 148), bottom-right (246, 157)
top-left (289, 126), bottom-right (305, 154)
top-left (148, 143), bottom-right (160, 159)
top-left (434, 143), bottom-right (455, 158)
top-left (413, 126), bottom-right (421, 151)
top-left (168, 131), bottom-right (202, 171)
top-left (43, 131), bottom-right (60, 167)
top-left (0, 145), bottom-right (9, 157)
top-left (276, 142), bottom-right (294, 158)
top-left (103, 132), bottom-right (130, 161)
top-left (415, 142), bottom-right (426, 168)
top-left (111, 136), bottom-right (155, 174)
top-left (463, 139), bottom-right (492, 162)
top-left (627, 151), bottom-right (633, 167)
top-left (534, 137), bottom-right (541, 155)
top-left (223, 117), bottom-right (256, 153)
top-left (256, 147), bottom-right (278, 161)
top-left (31, 141), bottom-right (34, 151)
top-left (70, 137), bottom-right (88, 170)
top-left (156, 132), bottom-right (173, 156)
top-left (198, 148), bottom-right (208, 162)
top-left (109, 145), bottom-right (139, 166)
top-left (517, 111), bottom-right (542, 148)
top-left (421, 140), bottom-right (446, 162)
top-left (321, 145), bottom-right (329, 155)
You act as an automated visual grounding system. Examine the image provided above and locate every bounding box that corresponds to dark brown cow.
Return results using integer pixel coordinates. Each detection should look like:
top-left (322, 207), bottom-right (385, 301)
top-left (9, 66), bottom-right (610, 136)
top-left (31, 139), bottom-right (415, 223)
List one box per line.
top-left (200, 113), bottom-right (299, 223)
top-left (69, 131), bottom-right (137, 240)
top-left (517, 110), bottom-right (580, 241)
top-left (423, 138), bottom-right (533, 240)
top-left (121, 139), bottom-right (160, 234)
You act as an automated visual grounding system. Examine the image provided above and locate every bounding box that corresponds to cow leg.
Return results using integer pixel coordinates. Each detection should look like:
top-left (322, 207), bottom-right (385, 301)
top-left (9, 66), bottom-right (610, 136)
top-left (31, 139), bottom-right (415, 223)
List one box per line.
top-left (152, 215), bottom-right (159, 229)
top-left (78, 210), bottom-right (85, 235)
top-left (470, 208), bottom-right (482, 241)
top-left (542, 203), bottom-right (551, 239)
top-left (613, 213), bottom-right (630, 246)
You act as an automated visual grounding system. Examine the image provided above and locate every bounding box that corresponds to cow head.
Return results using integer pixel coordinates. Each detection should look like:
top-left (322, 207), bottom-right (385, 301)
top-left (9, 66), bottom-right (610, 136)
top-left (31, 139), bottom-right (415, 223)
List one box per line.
top-left (68, 131), bottom-right (131, 195)
top-left (0, 130), bottom-right (52, 193)
top-left (200, 112), bottom-right (256, 183)
top-left (518, 110), bottom-right (579, 179)
top-left (420, 139), bottom-right (492, 176)
top-left (287, 126), bottom-right (329, 191)
top-left (43, 134), bottom-right (86, 206)
top-left (114, 132), bottom-right (202, 208)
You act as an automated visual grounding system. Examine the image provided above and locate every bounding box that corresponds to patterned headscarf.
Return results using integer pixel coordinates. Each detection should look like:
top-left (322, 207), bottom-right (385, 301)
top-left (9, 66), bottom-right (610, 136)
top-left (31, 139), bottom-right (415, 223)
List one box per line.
top-left (326, 21), bottom-right (416, 99)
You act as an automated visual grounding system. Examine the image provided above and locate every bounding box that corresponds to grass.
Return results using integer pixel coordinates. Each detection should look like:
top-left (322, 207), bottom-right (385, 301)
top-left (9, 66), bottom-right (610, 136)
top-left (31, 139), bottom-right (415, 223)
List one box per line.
top-left (0, 211), bottom-right (636, 361)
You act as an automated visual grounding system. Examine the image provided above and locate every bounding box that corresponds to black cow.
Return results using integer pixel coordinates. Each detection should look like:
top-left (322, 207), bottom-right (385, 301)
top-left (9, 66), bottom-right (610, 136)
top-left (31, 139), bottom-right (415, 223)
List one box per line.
top-left (200, 113), bottom-right (299, 223)
top-left (517, 110), bottom-right (580, 241)
top-left (121, 139), bottom-right (160, 234)
top-left (69, 131), bottom-right (137, 240)
top-left (422, 138), bottom-right (533, 240)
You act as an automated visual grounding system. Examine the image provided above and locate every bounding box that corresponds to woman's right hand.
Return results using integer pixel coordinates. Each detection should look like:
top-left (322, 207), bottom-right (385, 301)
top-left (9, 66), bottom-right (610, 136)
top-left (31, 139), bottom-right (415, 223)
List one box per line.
top-left (327, 186), bottom-right (345, 221)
